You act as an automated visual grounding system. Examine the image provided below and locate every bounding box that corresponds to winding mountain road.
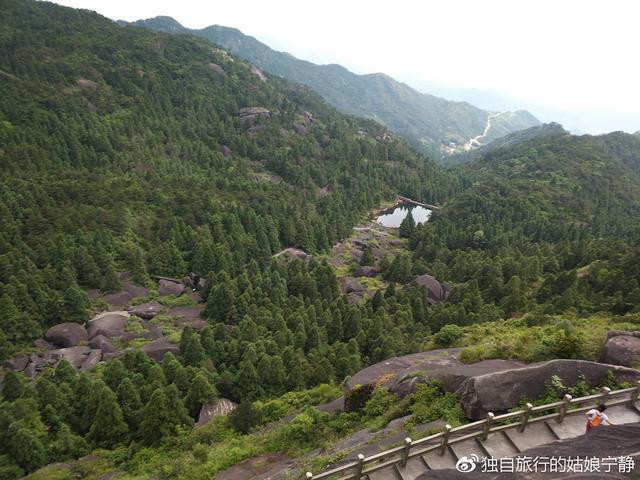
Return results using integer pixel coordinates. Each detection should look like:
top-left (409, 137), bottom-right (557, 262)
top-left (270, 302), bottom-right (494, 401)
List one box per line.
top-left (463, 112), bottom-right (501, 151)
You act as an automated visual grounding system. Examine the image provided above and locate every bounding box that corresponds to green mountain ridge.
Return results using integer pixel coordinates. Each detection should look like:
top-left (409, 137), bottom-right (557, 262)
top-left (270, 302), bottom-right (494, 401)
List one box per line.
top-left (129, 16), bottom-right (541, 160)
top-left (443, 122), bottom-right (569, 166)
top-left (2, 2), bottom-right (640, 480)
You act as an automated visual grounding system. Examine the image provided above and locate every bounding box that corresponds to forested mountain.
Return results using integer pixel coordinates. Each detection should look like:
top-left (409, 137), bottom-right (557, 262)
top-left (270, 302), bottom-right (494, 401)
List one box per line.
top-left (407, 132), bottom-right (640, 328)
top-left (2, 1), bottom-right (640, 479)
top-left (0, 0), bottom-right (462, 476)
top-left (442, 122), bottom-right (569, 167)
top-left (130, 16), bottom-right (541, 160)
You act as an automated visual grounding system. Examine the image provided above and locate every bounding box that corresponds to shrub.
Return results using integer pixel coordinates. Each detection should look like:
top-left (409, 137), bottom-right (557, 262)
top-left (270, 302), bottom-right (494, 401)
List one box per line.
top-left (433, 324), bottom-right (463, 347)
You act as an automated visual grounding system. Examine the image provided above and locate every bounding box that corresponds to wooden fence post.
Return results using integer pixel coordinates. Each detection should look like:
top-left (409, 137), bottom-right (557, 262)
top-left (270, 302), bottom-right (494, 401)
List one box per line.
top-left (439, 424), bottom-right (452, 456)
top-left (518, 403), bottom-right (533, 432)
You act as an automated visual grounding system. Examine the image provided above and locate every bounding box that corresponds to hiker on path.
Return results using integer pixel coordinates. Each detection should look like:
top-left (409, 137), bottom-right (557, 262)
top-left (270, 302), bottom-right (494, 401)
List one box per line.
top-left (585, 404), bottom-right (614, 432)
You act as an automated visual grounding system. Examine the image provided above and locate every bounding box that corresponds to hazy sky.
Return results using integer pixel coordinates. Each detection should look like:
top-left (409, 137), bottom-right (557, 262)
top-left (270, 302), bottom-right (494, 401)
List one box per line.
top-left (53, 0), bottom-right (640, 133)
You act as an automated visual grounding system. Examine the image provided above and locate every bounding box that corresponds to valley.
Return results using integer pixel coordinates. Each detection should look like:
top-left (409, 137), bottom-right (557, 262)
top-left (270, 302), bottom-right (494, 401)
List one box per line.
top-left (1, 1), bottom-right (640, 480)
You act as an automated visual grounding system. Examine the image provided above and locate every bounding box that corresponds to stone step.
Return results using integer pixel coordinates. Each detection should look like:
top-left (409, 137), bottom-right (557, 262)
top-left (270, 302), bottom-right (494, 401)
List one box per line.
top-left (504, 420), bottom-right (558, 452)
top-left (606, 404), bottom-right (640, 424)
top-left (479, 431), bottom-right (520, 458)
top-left (394, 456), bottom-right (429, 480)
top-left (450, 437), bottom-right (488, 462)
top-left (367, 465), bottom-right (402, 480)
top-left (546, 414), bottom-right (587, 439)
top-left (423, 447), bottom-right (457, 470)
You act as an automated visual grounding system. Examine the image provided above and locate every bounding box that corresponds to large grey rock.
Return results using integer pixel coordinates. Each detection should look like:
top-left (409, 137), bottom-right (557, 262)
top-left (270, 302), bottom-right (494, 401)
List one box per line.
top-left (249, 65), bottom-right (267, 81)
top-left (142, 337), bottom-right (179, 362)
top-left (89, 334), bottom-right (116, 354)
top-left (158, 279), bottom-right (185, 296)
top-left (128, 300), bottom-right (164, 319)
top-left (292, 123), bottom-right (307, 135)
top-left (87, 311), bottom-right (130, 338)
top-left (600, 331), bottom-right (640, 367)
top-left (102, 291), bottom-right (133, 306)
top-left (456, 359), bottom-right (640, 419)
top-left (413, 274), bottom-right (450, 304)
top-left (207, 62), bottom-right (226, 76)
top-left (390, 358), bottom-right (525, 398)
top-left (81, 349), bottom-right (102, 371)
top-left (273, 248), bottom-right (311, 263)
top-left (236, 107), bottom-right (270, 122)
top-left (196, 398), bottom-right (237, 426)
top-left (34, 338), bottom-right (55, 350)
top-left (43, 346), bottom-right (92, 370)
top-left (339, 277), bottom-right (364, 294)
top-left (353, 266), bottom-right (380, 277)
top-left (121, 281), bottom-right (149, 298)
top-left (3, 353), bottom-right (30, 371)
top-left (345, 349), bottom-right (460, 394)
top-left (45, 322), bottom-right (88, 348)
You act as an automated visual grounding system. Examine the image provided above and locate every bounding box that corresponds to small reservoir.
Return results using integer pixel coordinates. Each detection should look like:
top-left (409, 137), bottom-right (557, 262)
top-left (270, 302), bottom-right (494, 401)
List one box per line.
top-left (375, 204), bottom-right (431, 228)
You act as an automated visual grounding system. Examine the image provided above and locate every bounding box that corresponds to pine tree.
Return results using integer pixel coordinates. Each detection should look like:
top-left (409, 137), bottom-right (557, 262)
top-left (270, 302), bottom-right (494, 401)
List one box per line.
top-left (9, 428), bottom-right (46, 472)
top-left (116, 377), bottom-right (142, 430)
top-left (360, 246), bottom-right (375, 267)
top-left (185, 372), bottom-right (217, 418)
top-left (87, 386), bottom-right (128, 447)
top-left (165, 383), bottom-right (193, 427)
top-left (398, 212), bottom-right (416, 238)
top-left (138, 388), bottom-right (174, 446)
top-left (49, 424), bottom-right (89, 461)
top-left (101, 259), bottom-right (121, 293)
top-left (182, 334), bottom-right (206, 367)
top-left (2, 371), bottom-right (25, 402)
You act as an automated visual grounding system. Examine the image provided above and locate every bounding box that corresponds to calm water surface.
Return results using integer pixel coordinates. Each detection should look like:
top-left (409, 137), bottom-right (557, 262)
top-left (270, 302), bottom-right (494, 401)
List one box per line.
top-left (375, 204), bottom-right (431, 228)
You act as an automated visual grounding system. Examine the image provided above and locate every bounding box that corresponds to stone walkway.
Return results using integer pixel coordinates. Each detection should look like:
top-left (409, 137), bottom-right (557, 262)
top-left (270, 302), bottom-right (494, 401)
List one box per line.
top-left (364, 404), bottom-right (640, 480)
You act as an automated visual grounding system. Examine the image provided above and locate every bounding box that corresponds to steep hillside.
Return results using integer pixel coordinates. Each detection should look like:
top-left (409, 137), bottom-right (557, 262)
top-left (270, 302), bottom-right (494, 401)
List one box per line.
top-left (131, 16), bottom-right (541, 159)
top-left (408, 132), bottom-right (640, 328)
top-left (0, 1), bottom-right (462, 477)
top-left (443, 122), bottom-right (569, 166)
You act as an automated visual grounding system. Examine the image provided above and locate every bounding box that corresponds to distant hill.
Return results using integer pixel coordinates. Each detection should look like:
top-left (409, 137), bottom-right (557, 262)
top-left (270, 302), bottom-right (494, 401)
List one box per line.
top-left (443, 122), bottom-right (569, 167)
top-left (129, 16), bottom-right (541, 160)
top-left (459, 131), bottom-right (640, 225)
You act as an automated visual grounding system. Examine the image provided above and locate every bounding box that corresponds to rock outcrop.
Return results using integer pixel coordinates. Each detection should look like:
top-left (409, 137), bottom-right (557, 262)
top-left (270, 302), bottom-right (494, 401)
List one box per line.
top-left (339, 277), bottom-right (364, 294)
top-left (142, 337), bottom-right (179, 362)
top-left (220, 145), bottom-right (232, 157)
top-left (456, 359), bottom-right (640, 419)
top-left (600, 330), bottom-right (640, 367)
top-left (207, 62), bottom-right (226, 76)
top-left (236, 107), bottom-right (270, 123)
top-left (45, 322), bottom-right (88, 348)
top-left (196, 398), bottom-right (237, 426)
top-left (158, 279), bottom-right (185, 296)
top-left (87, 311), bottom-right (130, 338)
top-left (413, 274), bottom-right (450, 304)
top-left (128, 300), bottom-right (164, 319)
top-left (250, 65), bottom-right (266, 81)
top-left (353, 266), bottom-right (380, 277)
top-left (273, 248), bottom-right (311, 263)
top-left (89, 334), bottom-right (116, 354)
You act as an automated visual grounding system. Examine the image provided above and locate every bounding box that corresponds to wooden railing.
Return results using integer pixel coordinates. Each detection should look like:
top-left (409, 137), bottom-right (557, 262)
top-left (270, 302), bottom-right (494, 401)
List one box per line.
top-left (305, 381), bottom-right (640, 480)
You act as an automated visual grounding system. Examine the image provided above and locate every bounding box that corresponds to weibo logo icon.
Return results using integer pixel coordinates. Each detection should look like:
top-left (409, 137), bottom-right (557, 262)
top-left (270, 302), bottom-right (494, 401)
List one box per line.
top-left (455, 455), bottom-right (479, 472)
